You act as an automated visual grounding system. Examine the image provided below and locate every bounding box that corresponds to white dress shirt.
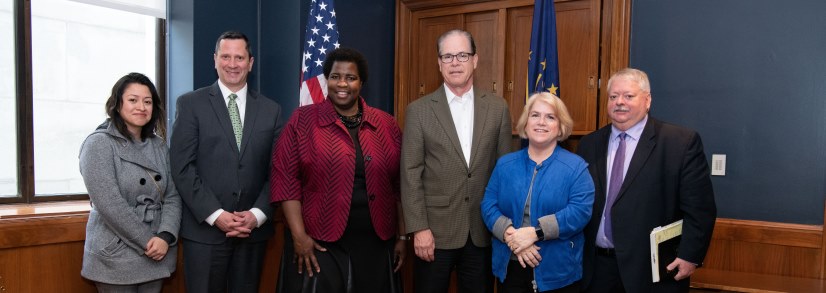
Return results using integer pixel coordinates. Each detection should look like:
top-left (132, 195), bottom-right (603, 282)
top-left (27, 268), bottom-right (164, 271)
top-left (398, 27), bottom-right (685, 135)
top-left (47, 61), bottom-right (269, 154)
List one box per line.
top-left (444, 85), bottom-right (475, 167)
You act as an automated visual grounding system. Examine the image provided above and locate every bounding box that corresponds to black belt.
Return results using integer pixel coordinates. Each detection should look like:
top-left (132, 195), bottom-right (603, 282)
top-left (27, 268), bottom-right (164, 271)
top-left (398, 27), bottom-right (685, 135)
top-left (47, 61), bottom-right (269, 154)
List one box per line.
top-left (596, 246), bottom-right (616, 257)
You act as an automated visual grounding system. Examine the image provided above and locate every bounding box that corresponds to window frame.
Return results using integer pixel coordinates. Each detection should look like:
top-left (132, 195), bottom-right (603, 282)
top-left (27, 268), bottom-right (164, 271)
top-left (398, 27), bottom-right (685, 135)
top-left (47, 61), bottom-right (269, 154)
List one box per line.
top-left (1, 0), bottom-right (166, 204)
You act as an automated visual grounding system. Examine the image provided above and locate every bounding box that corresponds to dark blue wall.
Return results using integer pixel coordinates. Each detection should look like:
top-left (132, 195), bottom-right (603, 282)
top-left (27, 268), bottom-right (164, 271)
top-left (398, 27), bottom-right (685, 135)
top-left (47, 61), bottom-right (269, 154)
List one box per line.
top-left (630, 0), bottom-right (826, 224)
top-left (167, 0), bottom-right (301, 126)
top-left (299, 0), bottom-right (397, 114)
top-left (167, 0), bottom-right (395, 129)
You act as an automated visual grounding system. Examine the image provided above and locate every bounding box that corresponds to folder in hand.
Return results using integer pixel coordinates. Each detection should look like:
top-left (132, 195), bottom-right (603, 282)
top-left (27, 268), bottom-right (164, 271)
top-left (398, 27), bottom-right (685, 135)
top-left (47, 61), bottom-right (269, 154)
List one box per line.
top-left (650, 219), bottom-right (683, 282)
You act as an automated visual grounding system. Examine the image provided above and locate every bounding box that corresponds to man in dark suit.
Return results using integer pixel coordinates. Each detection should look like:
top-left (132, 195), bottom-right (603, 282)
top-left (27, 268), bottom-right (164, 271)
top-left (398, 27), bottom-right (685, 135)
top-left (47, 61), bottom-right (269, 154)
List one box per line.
top-left (577, 68), bottom-right (716, 292)
top-left (170, 31), bottom-right (283, 292)
top-left (401, 29), bottom-right (511, 293)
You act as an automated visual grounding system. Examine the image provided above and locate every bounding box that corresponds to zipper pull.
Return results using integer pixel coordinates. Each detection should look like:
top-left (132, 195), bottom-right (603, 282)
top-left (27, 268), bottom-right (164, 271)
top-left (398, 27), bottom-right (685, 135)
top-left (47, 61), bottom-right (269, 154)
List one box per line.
top-left (532, 279), bottom-right (538, 293)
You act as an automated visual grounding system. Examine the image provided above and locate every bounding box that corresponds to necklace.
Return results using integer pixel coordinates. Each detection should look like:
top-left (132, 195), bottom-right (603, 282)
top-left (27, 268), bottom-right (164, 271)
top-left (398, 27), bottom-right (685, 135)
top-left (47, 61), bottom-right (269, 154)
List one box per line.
top-left (338, 110), bottom-right (363, 129)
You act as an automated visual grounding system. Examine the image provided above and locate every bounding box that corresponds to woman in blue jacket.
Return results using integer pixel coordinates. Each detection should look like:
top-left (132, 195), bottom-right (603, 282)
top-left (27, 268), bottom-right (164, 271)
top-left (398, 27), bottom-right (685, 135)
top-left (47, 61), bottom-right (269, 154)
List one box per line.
top-left (481, 92), bottom-right (594, 293)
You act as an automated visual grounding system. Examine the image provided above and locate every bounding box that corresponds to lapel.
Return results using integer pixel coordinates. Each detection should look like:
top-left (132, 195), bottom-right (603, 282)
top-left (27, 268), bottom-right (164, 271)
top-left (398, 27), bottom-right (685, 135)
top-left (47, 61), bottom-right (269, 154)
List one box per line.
top-left (207, 83), bottom-right (242, 158)
top-left (616, 118), bottom-right (657, 202)
top-left (117, 143), bottom-right (161, 174)
top-left (594, 127), bottom-right (611, 205)
top-left (239, 90), bottom-right (261, 159)
top-left (428, 85), bottom-right (467, 168)
top-left (104, 123), bottom-right (161, 174)
top-left (468, 87), bottom-right (489, 170)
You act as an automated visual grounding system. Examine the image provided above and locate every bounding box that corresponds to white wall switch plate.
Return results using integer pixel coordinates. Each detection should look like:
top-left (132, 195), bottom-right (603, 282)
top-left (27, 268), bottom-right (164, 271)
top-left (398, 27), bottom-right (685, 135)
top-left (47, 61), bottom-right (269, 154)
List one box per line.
top-left (711, 154), bottom-right (726, 176)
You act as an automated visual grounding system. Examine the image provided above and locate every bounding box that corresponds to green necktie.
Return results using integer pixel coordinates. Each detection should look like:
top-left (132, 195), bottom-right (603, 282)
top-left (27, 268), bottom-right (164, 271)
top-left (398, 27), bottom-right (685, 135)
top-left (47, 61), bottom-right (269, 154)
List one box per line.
top-left (228, 93), bottom-right (242, 150)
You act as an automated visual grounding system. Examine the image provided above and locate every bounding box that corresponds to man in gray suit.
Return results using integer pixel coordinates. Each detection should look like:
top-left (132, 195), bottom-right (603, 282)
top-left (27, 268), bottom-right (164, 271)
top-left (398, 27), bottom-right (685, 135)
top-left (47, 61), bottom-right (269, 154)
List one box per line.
top-left (401, 29), bottom-right (512, 293)
top-left (170, 31), bottom-right (283, 292)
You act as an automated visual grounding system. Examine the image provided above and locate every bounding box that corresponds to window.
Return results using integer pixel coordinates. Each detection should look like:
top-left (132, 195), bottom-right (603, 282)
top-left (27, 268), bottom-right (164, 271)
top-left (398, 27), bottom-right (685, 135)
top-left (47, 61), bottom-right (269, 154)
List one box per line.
top-left (0, 0), bottom-right (16, 197)
top-left (2, 0), bottom-right (163, 202)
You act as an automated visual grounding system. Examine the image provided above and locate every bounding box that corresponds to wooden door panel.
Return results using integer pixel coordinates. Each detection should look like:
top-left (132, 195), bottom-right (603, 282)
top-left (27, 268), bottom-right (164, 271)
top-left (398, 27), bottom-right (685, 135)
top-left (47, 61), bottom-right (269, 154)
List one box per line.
top-left (557, 0), bottom-right (600, 133)
top-left (413, 14), bottom-right (462, 101)
top-left (505, 6), bottom-right (533, 133)
top-left (399, 0), bottom-right (609, 132)
top-left (464, 10), bottom-right (499, 95)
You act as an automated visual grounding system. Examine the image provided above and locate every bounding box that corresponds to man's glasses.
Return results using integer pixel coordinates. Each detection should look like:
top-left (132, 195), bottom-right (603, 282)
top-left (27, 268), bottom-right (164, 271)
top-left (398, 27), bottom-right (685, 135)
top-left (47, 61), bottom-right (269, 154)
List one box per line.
top-left (439, 52), bottom-right (474, 63)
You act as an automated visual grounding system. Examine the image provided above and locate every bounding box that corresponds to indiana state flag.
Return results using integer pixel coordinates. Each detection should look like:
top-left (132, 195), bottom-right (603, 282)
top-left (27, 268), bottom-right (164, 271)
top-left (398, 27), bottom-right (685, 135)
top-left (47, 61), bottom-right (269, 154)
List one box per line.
top-left (527, 0), bottom-right (560, 100)
top-left (300, 0), bottom-right (341, 106)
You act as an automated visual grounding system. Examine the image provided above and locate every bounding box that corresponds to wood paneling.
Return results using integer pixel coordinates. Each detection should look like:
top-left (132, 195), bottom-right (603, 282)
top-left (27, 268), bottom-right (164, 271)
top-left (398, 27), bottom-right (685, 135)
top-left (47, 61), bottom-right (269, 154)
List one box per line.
top-left (0, 241), bottom-right (96, 292)
top-left (401, 0), bottom-right (496, 11)
top-left (692, 268), bottom-right (826, 293)
top-left (465, 10), bottom-right (501, 95)
top-left (413, 14), bottom-right (461, 101)
top-left (556, 0), bottom-right (599, 134)
top-left (0, 214), bottom-right (94, 292)
top-left (504, 6), bottom-right (532, 132)
top-left (396, 0), bottom-right (613, 134)
top-left (597, 0), bottom-right (633, 128)
top-left (0, 214), bottom-right (87, 249)
top-left (691, 218), bottom-right (826, 291)
top-left (701, 218), bottom-right (823, 279)
top-left (0, 211), bottom-right (285, 292)
top-left (2, 210), bottom-right (826, 291)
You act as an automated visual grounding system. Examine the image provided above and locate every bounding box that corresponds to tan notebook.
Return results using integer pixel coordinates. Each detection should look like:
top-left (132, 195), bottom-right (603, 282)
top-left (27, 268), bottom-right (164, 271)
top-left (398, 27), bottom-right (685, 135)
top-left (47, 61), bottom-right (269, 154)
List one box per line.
top-left (650, 219), bottom-right (683, 282)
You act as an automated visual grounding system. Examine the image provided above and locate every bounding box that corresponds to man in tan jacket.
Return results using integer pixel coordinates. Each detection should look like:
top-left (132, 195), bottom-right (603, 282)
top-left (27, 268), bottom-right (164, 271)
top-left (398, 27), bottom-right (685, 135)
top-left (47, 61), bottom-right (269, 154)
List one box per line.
top-left (401, 29), bottom-right (512, 293)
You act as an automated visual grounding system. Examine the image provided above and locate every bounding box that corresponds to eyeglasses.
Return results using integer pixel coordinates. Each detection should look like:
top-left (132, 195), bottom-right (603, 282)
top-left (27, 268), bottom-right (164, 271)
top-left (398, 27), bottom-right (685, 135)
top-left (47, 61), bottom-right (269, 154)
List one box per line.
top-left (439, 52), bottom-right (474, 63)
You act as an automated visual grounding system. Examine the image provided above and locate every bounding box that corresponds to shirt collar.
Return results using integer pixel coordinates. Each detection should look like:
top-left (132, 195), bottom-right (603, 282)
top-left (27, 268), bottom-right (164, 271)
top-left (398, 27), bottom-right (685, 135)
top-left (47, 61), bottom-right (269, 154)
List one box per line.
top-left (217, 80), bottom-right (248, 100)
top-left (444, 84), bottom-right (474, 104)
top-left (611, 114), bottom-right (648, 141)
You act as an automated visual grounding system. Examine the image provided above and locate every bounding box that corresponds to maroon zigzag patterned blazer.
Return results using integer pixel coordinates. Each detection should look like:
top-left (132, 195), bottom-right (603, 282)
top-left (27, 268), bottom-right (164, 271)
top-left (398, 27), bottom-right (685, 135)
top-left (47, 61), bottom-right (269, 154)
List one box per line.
top-left (270, 98), bottom-right (402, 242)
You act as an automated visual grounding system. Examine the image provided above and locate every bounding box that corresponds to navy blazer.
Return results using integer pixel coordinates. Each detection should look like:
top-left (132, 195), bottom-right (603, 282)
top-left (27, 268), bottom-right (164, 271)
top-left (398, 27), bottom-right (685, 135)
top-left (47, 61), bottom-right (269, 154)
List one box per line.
top-left (171, 82), bottom-right (284, 244)
top-left (576, 117), bottom-right (716, 292)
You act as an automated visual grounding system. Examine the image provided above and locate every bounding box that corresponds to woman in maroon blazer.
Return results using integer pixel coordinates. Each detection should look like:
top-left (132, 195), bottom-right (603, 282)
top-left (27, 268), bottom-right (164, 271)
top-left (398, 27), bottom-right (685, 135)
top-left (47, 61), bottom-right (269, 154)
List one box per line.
top-left (270, 48), bottom-right (406, 293)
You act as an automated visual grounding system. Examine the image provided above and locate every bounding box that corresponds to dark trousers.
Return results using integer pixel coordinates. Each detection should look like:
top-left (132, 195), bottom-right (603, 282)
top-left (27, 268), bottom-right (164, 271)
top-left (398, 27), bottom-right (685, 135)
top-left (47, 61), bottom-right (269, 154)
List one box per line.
top-left (584, 252), bottom-right (691, 293)
top-left (182, 238), bottom-right (268, 293)
top-left (413, 236), bottom-right (493, 293)
top-left (583, 253), bottom-right (626, 293)
top-left (497, 260), bottom-right (580, 293)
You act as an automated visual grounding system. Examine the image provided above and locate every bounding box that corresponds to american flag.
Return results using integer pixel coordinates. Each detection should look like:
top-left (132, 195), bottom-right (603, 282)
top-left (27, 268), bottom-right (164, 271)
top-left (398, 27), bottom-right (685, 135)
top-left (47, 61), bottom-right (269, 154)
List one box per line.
top-left (299, 0), bottom-right (340, 106)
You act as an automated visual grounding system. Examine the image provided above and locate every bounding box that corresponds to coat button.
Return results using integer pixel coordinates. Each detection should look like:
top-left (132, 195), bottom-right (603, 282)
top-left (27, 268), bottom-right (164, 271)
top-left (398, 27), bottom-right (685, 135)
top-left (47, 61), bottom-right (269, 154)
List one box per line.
top-left (368, 194), bottom-right (376, 201)
top-left (464, 197), bottom-right (469, 202)
top-left (154, 175), bottom-right (162, 181)
top-left (467, 173), bottom-right (471, 178)
top-left (139, 178), bottom-right (146, 185)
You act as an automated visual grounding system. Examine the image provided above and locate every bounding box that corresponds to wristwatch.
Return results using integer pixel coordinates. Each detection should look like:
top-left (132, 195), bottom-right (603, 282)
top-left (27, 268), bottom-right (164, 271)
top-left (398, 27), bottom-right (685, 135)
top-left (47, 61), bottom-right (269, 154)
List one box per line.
top-left (398, 234), bottom-right (411, 241)
top-left (534, 227), bottom-right (544, 240)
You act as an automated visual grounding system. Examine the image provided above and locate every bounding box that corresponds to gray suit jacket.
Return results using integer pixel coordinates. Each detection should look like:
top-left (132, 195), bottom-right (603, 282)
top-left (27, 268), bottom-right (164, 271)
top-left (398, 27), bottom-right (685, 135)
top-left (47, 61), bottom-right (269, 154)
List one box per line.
top-left (401, 85), bottom-right (512, 249)
top-left (79, 122), bottom-right (181, 284)
top-left (170, 82), bottom-right (283, 244)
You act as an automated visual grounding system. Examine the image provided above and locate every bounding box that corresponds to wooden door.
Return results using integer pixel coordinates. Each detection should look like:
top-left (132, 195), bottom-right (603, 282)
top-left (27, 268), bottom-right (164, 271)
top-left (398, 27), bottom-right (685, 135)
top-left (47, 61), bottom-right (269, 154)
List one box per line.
top-left (503, 0), bottom-right (600, 135)
top-left (409, 11), bottom-right (500, 99)
top-left (504, 6), bottom-right (533, 133)
top-left (556, 0), bottom-right (600, 134)
top-left (398, 0), bottom-right (603, 134)
top-left (412, 15), bottom-right (462, 102)
top-left (465, 10), bottom-right (501, 95)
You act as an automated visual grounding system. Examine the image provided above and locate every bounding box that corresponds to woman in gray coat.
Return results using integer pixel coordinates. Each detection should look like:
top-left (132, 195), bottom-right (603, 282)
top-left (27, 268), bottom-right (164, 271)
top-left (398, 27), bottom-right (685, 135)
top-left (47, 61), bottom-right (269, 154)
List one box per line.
top-left (79, 73), bottom-right (181, 292)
